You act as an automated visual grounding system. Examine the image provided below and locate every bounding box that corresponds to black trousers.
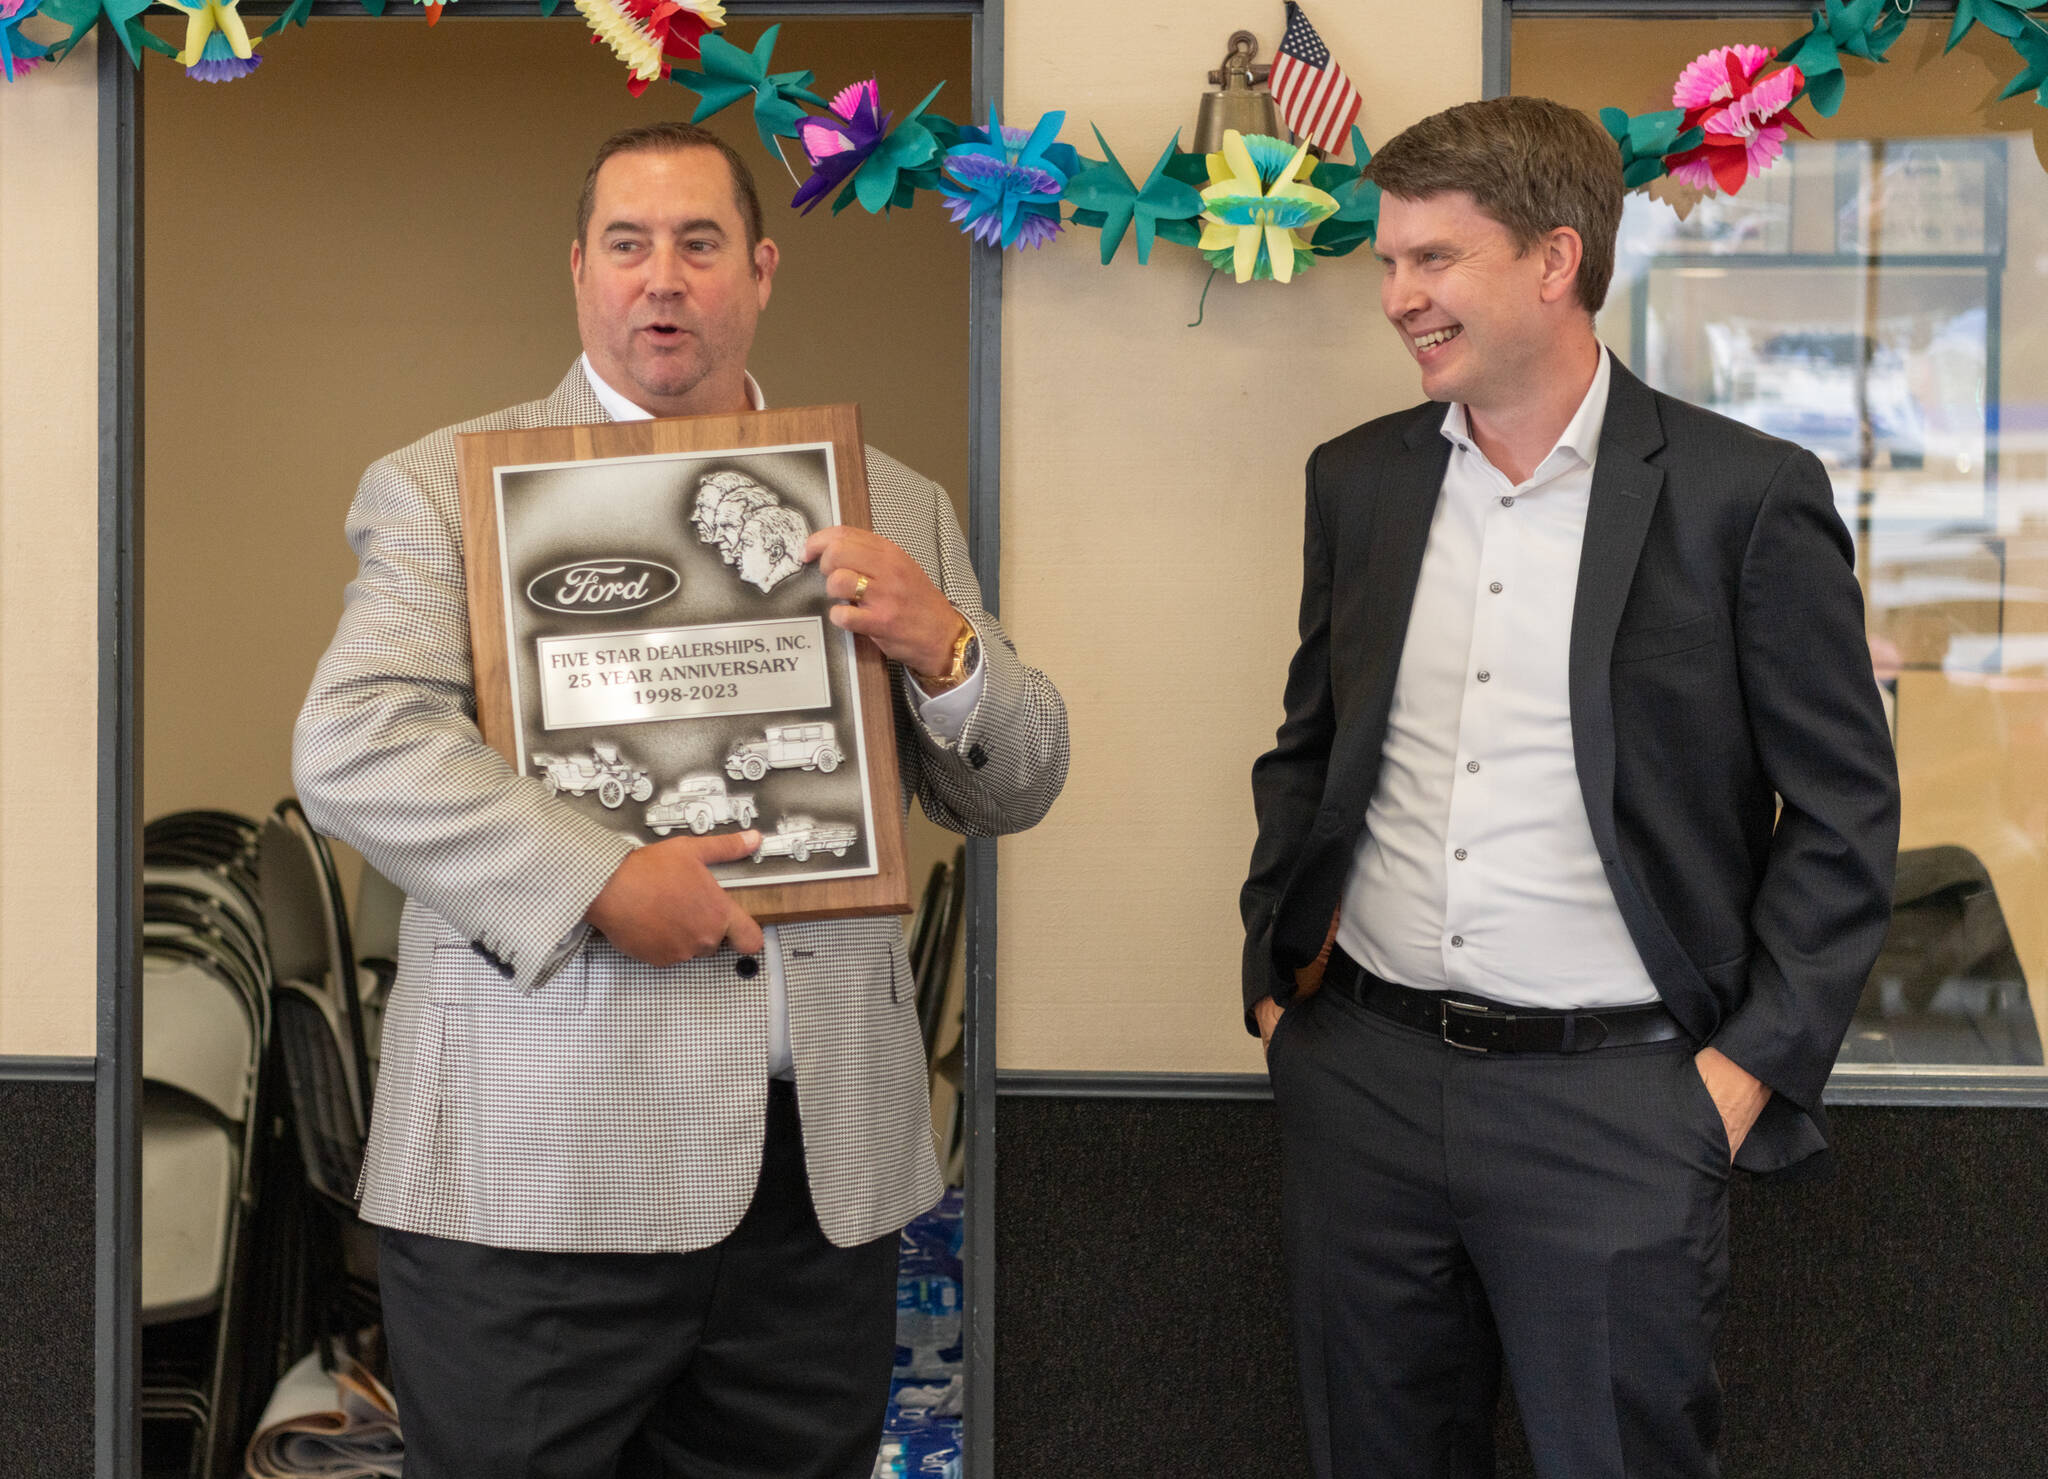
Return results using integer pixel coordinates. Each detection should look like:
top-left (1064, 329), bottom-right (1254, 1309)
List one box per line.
top-left (376, 1081), bottom-right (901, 1479)
top-left (1267, 986), bottom-right (1731, 1479)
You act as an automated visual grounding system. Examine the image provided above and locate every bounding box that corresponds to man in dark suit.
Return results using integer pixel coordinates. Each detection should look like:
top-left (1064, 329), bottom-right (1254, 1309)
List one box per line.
top-left (1241, 96), bottom-right (1899, 1478)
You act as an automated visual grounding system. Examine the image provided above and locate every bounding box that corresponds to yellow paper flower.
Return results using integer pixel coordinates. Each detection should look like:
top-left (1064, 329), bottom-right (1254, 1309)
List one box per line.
top-left (1198, 129), bottom-right (1338, 284)
top-left (157, 0), bottom-right (260, 79)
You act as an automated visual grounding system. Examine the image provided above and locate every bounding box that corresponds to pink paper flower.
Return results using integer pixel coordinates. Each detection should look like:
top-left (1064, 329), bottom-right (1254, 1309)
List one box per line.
top-left (1665, 43), bottom-right (1808, 195)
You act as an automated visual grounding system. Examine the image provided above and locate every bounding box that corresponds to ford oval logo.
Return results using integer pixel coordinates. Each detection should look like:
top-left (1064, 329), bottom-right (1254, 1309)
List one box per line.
top-left (526, 559), bottom-right (681, 615)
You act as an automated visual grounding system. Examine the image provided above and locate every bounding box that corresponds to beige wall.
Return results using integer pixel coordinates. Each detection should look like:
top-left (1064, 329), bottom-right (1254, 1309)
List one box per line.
top-left (0, 35), bottom-right (101, 1057)
top-left (995, 1), bottom-right (1483, 1072)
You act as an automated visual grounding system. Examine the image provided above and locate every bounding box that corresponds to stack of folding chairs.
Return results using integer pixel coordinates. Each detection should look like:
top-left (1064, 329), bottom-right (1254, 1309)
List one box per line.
top-left (257, 801), bottom-right (383, 1381)
top-left (140, 811), bottom-right (272, 1478)
top-left (140, 801), bottom-right (397, 1478)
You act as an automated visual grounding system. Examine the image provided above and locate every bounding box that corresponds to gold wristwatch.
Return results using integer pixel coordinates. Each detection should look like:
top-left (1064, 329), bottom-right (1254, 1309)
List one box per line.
top-left (917, 614), bottom-right (979, 694)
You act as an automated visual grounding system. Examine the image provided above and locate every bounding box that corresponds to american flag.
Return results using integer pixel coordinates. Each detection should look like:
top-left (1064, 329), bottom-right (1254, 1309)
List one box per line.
top-left (1268, 2), bottom-right (1362, 157)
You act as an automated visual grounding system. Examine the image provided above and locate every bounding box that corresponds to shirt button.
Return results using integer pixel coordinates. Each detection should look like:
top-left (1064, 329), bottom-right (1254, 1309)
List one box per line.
top-left (1450, 936), bottom-right (1465, 948)
top-left (1454, 848), bottom-right (1468, 861)
top-left (1489, 582), bottom-right (1503, 594)
top-left (1476, 670), bottom-right (1491, 683)
top-left (1466, 760), bottom-right (1480, 773)
top-left (1500, 496), bottom-right (1515, 507)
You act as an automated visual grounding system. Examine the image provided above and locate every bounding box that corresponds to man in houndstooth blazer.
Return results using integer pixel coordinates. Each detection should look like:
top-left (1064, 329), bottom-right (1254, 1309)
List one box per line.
top-left (292, 123), bottom-right (1067, 1479)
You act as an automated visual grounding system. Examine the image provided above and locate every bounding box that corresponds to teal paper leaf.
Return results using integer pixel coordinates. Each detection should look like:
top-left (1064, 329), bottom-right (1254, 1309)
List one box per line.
top-left (1161, 150), bottom-right (1209, 189)
top-left (1599, 106), bottom-right (1701, 189)
top-left (1998, 20), bottom-right (2048, 101)
top-left (673, 26), bottom-right (826, 151)
top-left (1307, 126), bottom-right (1381, 256)
top-left (1309, 217), bottom-right (1377, 259)
top-left (1946, 0), bottom-right (2036, 53)
top-left (1777, 0), bottom-right (1911, 115)
top-left (261, 0), bottom-right (316, 38)
top-left (38, 0), bottom-right (167, 65)
top-left (1065, 126), bottom-right (1204, 265)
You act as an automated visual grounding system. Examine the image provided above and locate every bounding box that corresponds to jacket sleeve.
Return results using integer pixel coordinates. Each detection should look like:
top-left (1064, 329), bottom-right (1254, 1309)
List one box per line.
top-left (897, 477), bottom-right (1070, 838)
top-left (292, 449), bottom-right (637, 995)
top-left (1241, 444), bottom-right (1339, 1027)
top-left (1709, 444), bottom-right (1901, 1161)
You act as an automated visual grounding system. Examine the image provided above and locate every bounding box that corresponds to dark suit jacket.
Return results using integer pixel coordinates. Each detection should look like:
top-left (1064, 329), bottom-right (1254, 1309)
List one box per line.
top-left (1241, 358), bottom-right (1901, 1175)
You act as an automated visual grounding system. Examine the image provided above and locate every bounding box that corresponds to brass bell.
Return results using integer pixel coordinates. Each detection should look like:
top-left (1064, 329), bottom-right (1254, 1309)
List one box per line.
top-left (1193, 30), bottom-right (1282, 154)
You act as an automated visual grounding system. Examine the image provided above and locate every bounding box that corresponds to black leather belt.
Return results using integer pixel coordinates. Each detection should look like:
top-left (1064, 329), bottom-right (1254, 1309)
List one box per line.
top-left (1321, 945), bottom-right (1685, 1054)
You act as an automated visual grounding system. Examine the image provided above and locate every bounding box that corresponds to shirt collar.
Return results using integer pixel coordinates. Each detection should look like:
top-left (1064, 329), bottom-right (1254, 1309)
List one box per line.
top-left (579, 352), bottom-right (767, 421)
top-left (1441, 343), bottom-right (1612, 477)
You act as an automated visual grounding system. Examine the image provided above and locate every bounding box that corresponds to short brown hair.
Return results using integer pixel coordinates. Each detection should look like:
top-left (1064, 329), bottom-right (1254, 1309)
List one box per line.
top-left (576, 122), bottom-right (766, 254)
top-left (1365, 96), bottom-right (1623, 314)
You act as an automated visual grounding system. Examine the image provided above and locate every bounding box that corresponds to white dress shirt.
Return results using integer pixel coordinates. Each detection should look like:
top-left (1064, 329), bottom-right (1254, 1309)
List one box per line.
top-left (580, 355), bottom-right (983, 1074)
top-left (1338, 347), bottom-right (1659, 1010)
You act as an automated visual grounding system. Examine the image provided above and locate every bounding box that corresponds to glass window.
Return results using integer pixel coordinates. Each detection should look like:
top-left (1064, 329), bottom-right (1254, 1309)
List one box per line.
top-left (1517, 15), bottom-right (2048, 1083)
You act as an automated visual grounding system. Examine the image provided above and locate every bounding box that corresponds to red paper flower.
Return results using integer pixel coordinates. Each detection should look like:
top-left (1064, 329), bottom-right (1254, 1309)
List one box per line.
top-left (576, 0), bottom-right (722, 96)
top-left (1664, 43), bottom-right (1809, 196)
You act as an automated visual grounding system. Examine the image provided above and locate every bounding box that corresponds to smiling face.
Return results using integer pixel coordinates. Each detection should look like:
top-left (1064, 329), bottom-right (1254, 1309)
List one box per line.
top-left (571, 146), bottom-right (779, 418)
top-left (1374, 189), bottom-right (1583, 415)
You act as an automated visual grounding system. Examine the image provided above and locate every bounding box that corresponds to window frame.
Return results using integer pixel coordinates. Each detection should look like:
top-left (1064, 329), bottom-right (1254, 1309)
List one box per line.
top-left (1497, 0), bottom-right (2048, 1109)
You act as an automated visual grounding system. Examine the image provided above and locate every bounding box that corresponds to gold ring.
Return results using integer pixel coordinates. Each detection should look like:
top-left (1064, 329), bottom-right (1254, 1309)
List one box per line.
top-left (851, 574), bottom-right (871, 603)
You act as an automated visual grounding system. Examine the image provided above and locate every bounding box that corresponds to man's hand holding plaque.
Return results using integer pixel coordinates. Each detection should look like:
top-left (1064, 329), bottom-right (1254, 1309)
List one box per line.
top-left (809, 526), bottom-right (977, 692)
top-left (587, 828), bottom-right (766, 964)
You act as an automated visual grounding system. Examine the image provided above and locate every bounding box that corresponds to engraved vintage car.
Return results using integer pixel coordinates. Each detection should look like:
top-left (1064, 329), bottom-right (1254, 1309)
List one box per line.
top-left (724, 721), bottom-right (845, 782)
top-left (532, 741), bottom-right (654, 810)
top-left (749, 815), bottom-right (858, 863)
top-left (644, 773), bottom-right (759, 836)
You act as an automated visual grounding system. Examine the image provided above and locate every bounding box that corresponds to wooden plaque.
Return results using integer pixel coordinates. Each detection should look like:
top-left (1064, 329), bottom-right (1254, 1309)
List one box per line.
top-left (456, 403), bottom-right (909, 923)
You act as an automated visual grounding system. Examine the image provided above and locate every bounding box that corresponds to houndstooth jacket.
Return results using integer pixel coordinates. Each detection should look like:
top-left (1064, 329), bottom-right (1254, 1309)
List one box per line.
top-left (293, 363), bottom-right (1068, 1253)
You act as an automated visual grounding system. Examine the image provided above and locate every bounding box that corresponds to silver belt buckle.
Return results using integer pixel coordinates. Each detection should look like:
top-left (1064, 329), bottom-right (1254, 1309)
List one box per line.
top-left (1441, 998), bottom-right (1493, 1052)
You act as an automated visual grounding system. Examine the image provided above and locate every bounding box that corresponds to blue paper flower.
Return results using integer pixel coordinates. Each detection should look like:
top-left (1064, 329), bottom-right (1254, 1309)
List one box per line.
top-left (940, 107), bottom-right (1078, 250)
top-left (1, 0), bottom-right (53, 79)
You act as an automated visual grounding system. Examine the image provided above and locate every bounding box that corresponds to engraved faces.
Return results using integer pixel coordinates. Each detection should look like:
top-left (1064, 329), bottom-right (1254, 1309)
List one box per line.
top-left (692, 471), bottom-right (810, 594)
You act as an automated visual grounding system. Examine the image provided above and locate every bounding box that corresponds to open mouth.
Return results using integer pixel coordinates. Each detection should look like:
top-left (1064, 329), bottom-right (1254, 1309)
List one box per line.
top-left (1413, 325), bottom-right (1463, 354)
top-left (642, 323), bottom-right (685, 343)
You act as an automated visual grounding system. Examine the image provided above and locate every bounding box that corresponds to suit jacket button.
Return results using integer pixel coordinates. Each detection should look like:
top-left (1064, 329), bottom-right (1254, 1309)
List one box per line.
top-left (736, 956), bottom-right (761, 979)
top-left (966, 743), bottom-right (988, 769)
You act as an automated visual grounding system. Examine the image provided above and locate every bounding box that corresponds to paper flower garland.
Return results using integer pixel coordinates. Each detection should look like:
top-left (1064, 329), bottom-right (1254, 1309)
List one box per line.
top-left (7, 1), bottom-right (2042, 302)
top-left (939, 108), bottom-right (1078, 250)
top-left (575, 0), bottom-right (719, 96)
top-left (1198, 130), bottom-right (1338, 284)
top-left (1663, 44), bottom-right (1809, 195)
top-left (159, 0), bottom-right (261, 81)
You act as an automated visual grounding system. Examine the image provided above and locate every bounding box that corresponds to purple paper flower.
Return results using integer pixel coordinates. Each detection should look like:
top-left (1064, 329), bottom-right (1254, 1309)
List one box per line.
top-left (939, 109), bottom-right (1075, 251)
top-left (790, 78), bottom-right (890, 215)
top-left (941, 185), bottom-right (1063, 249)
top-left (186, 29), bottom-right (262, 81)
